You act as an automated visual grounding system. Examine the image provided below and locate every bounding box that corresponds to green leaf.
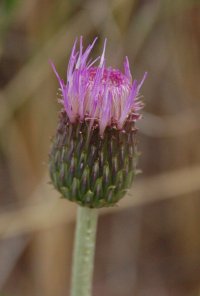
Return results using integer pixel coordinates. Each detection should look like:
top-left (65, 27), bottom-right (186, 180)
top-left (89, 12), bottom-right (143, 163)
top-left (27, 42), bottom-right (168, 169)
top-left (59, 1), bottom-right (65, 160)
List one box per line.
top-left (102, 162), bottom-right (110, 189)
top-left (71, 178), bottom-right (80, 200)
top-left (83, 190), bottom-right (94, 205)
top-left (80, 165), bottom-right (90, 194)
top-left (94, 177), bottom-right (103, 203)
top-left (60, 186), bottom-right (70, 199)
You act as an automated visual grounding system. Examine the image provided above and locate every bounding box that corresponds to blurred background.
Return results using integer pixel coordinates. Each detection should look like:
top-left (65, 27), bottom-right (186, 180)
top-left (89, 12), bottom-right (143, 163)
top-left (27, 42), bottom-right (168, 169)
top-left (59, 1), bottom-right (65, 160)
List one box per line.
top-left (0, 0), bottom-right (200, 295)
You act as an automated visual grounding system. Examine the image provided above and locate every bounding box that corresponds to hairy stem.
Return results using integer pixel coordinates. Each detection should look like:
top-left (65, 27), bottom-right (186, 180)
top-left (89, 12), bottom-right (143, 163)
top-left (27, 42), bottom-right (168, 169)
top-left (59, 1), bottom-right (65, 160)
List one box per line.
top-left (70, 206), bottom-right (98, 296)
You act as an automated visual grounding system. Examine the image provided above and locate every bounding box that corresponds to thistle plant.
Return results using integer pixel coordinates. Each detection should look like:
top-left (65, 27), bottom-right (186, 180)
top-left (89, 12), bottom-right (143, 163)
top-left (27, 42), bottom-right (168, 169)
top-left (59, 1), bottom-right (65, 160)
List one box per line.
top-left (49, 37), bottom-right (146, 296)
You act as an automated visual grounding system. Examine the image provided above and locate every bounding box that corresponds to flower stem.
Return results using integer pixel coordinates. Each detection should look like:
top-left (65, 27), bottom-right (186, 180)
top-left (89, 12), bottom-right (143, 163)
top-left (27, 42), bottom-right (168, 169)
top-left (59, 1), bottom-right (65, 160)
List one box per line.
top-left (70, 206), bottom-right (98, 296)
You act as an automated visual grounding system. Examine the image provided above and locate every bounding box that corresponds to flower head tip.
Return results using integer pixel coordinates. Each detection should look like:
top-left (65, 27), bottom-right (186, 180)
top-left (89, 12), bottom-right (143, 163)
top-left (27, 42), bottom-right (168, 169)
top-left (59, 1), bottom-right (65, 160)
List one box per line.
top-left (51, 37), bottom-right (146, 136)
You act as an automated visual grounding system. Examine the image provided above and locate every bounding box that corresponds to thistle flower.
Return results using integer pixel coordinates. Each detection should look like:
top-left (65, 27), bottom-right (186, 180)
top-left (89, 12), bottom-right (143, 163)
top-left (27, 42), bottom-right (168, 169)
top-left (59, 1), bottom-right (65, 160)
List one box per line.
top-left (49, 37), bottom-right (146, 208)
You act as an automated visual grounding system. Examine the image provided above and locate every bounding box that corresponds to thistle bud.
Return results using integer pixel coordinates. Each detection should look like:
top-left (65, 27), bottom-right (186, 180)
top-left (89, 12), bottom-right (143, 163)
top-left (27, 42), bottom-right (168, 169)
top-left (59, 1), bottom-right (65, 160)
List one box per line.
top-left (49, 37), bottom-right (146, 208)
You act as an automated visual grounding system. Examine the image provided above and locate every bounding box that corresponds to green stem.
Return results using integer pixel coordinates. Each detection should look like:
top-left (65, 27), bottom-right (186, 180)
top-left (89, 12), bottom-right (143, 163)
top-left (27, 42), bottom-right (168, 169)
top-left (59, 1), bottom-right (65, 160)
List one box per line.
top-left (70, 206), bottom-right (98, 296)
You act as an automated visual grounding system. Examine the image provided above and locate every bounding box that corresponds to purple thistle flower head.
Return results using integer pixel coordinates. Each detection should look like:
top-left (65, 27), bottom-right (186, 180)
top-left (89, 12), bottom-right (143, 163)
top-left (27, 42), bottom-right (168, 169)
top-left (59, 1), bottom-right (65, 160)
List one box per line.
top-left (51, 37), bottom-right (147, 136)
top-left (49, 37), bottom-right (147, 208)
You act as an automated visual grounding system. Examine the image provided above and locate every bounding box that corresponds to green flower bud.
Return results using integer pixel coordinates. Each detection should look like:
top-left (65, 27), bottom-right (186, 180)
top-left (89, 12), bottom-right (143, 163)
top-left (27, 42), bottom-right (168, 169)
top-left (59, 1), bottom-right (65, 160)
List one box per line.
top-left (49, 37), bottom-right (146, 208)
top-left (49, 110), bottom-right (139, 208)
